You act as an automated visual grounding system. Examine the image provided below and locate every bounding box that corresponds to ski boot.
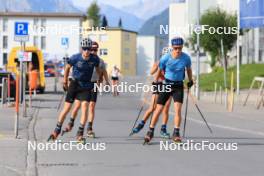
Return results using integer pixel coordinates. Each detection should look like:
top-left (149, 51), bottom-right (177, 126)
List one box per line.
top-left (47, 125), bottom-right (61, 142)
top-left (76, 128), bottom-right (86, 144)
top-left (172, 128), bottom-right (182, 143)
top-left (160, 128), bottom-right (170, 139)
top-left (143, 130), bottom-right (154, 145)
top-left (130, 121), bottom-right (145, 136)
top-left (61, 120), bottom-right (74, 136)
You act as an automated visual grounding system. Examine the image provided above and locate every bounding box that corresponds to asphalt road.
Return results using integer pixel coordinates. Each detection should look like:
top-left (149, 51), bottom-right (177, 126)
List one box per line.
top-left (32, 77), bottom-right (264, 176)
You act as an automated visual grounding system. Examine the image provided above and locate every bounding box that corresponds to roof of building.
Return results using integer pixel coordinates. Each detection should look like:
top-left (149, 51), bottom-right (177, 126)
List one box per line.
top-left (105, 27), bottom-right (138, 34)
top-left (0, 12), bottom-right (85, 18)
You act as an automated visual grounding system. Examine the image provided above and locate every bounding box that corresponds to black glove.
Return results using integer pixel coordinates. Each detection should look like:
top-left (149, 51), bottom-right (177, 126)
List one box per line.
top-left (187, 80), bottom-right (193, 88)
top-left (63, 82), bottom-right (68, 92)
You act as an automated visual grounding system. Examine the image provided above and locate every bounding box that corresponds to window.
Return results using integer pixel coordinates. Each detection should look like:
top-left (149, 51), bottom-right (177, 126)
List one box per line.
top-left (41, 19), bottom-right (46, 27)
top-left (88, 34), bottom-right (97, 41)
top-left (3, 53), bottom-right (8, 65)
top-left (99, 49), bottom-right (108, 56)
top-left (3, 36), bottom-right (8, 49)
top-left (124, 48), bottom-right (130, 55)
top-left (40, 19), bottom-right (46, 32)
top-left (3, 18), bottom-right (8, 32)
top-left (99, 34), bottom-right (108, 42)
top-left (41, 36), bottom-right (46, 49)
top-left (33, 36), bottom-right (38, 47)
top-left (124, 33), bottom-right (130, 41)
top-left (33, 18), bottom-right (38, 26)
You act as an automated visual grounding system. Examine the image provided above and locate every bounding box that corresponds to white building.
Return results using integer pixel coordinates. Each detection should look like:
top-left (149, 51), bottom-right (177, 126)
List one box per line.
top-left (169, 0), bottom-right (216, 74)
top-left (137, 35), bottom-right (167, 76)
top-left (0, 12), bottom-right (84, 68)
top-left (169, 0), bottom-right (264, 70)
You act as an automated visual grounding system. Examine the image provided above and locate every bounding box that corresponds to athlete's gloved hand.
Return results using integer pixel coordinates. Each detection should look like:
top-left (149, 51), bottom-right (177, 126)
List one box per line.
top-left (187, 80), bottom-right (193, 88)
top-left (63, 81), bottom-right (68, 91)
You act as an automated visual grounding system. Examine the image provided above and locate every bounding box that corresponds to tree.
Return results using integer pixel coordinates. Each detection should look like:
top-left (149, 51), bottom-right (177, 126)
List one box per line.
top-left (118, 17), bottom-right (122, 28)
top-left (101, 15), bottom-right (108, 27)
top-left (190, 7), bottom-right (237, 68)
top-left (87, 1), bottom-right (101, 27)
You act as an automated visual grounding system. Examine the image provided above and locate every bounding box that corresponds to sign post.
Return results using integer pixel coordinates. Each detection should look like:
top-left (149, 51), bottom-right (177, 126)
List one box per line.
top-left (14, 22), bottom-right (29, 118)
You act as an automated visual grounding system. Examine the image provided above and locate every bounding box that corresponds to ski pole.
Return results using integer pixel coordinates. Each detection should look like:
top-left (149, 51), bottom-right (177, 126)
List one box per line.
top-left (57, 91), bottom-right (66, 111)
top-left (129, 104), bottom-right (144, 136)
top-left (183, 88), bottom-right (190, 138)
top-left (188, 92), bottom-right (213, 134)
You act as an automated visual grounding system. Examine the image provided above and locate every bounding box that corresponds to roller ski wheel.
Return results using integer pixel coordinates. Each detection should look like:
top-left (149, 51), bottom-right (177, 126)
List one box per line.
top-left (172, 136), bottom-right (182, 144)
top-left (87, 130), bottom-right (95, 138)
top-left (47, 131), bottom-right (59, 142)
top-left (61, 123), bottom-right (74, 136)
top-left (76, 136), bottom-right (86, 144)
top-left (143, 131), bottom-right (153, 145)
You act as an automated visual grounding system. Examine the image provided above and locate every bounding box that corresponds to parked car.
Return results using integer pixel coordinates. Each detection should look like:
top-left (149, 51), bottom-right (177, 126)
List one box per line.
top-left (44, 63), bottom-right (56, 77)
top-left (0, 71), bottom-right (16, 99)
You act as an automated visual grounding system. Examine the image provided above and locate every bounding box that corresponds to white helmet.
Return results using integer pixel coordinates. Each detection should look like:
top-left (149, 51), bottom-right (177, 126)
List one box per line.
top-left (162, 47), bottom-right (171, 55)
top-left (80, 38), bottom-right (92, 48)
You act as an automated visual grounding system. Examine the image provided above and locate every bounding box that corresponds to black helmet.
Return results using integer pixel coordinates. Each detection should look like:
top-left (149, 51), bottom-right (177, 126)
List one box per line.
top-left (80, 38), bottom-right (92, 48)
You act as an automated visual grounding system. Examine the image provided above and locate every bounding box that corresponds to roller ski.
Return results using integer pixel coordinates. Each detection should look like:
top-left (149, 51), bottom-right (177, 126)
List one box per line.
top-left (143, 130), bottom-right (154, 145)
top-left (77, 136), bottom-right (86, 144)
top-left (172, 128), bottom-right (182, 144)
top-left (130, 121), bottom-right (145, 136)
top-left (47, 131), bottom-right (60, 142)
top-left (47, 123), bottom-right (62, 142)
top-left (76, 127), bottom-right (86, 144)
top-left (87, 130), bottom-right (95, 138)
top-left (61, 120), bottom-right (74, 136)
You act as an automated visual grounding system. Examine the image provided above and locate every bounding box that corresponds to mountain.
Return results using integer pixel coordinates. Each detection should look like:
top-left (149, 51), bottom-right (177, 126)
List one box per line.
top-left (99, 4), bottom-right (144, 31)
top-left (74, 3), bottom-right (144, 32)
top-left (123, 0), bottom-right (176, 21)
top-left (139, 7), bottom-right (169, 39)
top-left (0, 0), bottom-right (81, 13)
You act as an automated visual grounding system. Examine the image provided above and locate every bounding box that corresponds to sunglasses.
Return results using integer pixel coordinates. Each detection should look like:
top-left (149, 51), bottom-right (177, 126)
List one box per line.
top-left (91, 48), bottom-right (98, 52)
top-left (173, 47), bottom-right (183, 51)
top-left (82, 47), bottom-right (92, 51)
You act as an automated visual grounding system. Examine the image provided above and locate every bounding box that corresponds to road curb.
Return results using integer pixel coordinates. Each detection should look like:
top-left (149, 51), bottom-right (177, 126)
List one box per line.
top-left (26, 101), bottom-right (41, 176)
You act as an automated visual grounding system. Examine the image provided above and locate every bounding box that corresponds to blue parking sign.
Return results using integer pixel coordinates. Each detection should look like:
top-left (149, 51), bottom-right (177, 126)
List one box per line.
top-left (14, 22), bottom-right (29, 42)
top-left (15, 22), bottom-right (28, 35)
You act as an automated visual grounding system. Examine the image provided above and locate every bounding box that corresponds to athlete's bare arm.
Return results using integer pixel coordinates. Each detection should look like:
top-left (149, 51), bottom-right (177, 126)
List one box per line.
top-left (95, 67), bottom-right (101, 77)
top-left (103, 69), bottom-right (110, 84)
top-left (186, 67), bottom-right (193, 81)
top-left (63, 64), bottom-right (71, 89)
top-left (150, 62), bottom-right (158, 75)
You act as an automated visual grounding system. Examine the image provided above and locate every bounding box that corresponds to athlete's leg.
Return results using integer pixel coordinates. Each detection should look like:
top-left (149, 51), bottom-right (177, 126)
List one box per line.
top-left (142, 94), bottom-right (157, 122)
top-left (62, 100), bottom-right (81, 134)
top-left (173, 102), bottom-right (182, 128)
top-left (160, 96), bottom-right (172, 138)
top-left (161, 96), bottom-right (172, 125)
top-left (71, 100), bottom-right (81, 119)
top-left (57, 102), bottom-right (72, 124)
top-left (76, 100), bottom-right (89, 141)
